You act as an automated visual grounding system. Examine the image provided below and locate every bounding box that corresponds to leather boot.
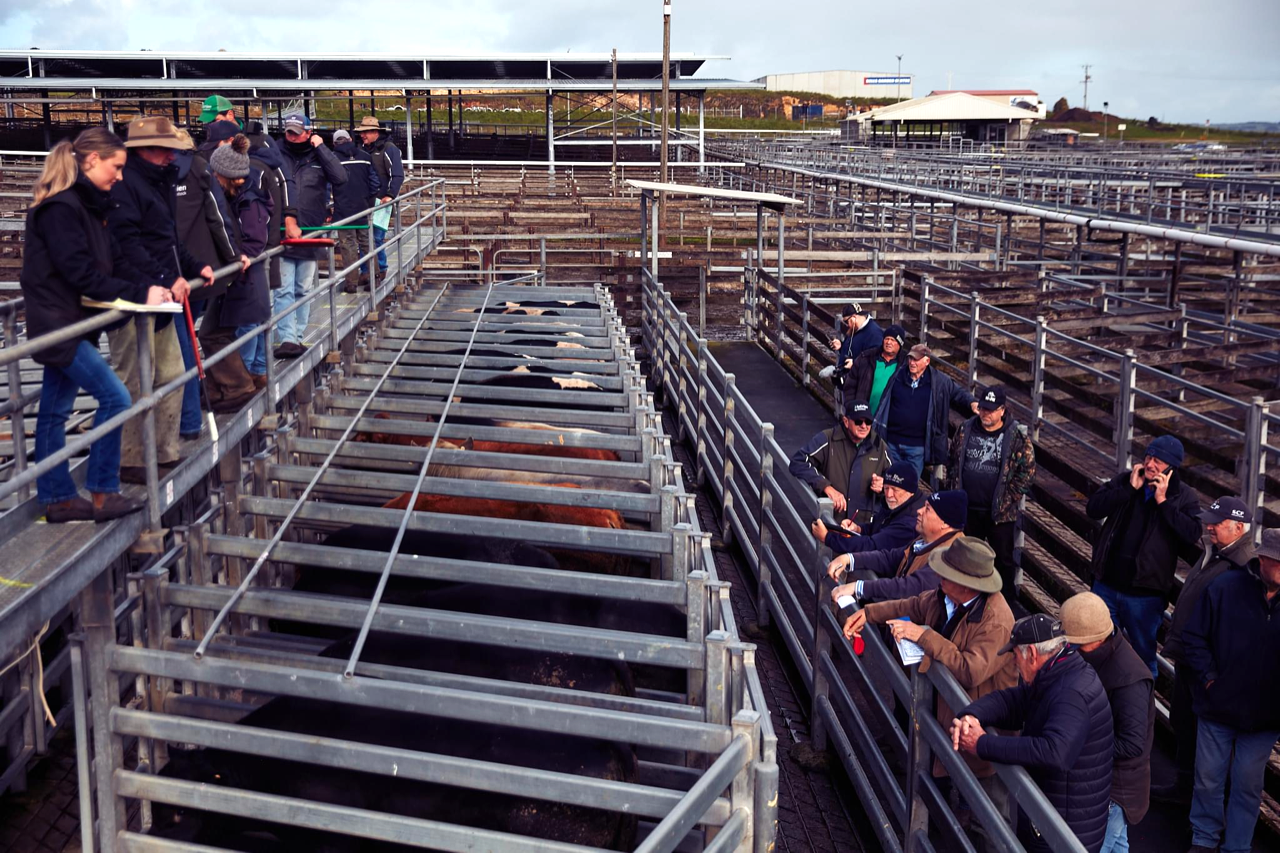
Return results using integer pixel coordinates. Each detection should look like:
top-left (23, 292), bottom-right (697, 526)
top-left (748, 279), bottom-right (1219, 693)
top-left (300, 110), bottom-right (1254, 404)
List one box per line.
top-left (45, 496), bottom-right (95, 523)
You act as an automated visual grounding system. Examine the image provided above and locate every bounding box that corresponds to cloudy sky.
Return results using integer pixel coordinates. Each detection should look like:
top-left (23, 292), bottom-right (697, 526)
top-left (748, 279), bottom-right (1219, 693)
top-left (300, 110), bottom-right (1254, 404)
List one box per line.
top-left (2, 0), bottom-right (1276, 124)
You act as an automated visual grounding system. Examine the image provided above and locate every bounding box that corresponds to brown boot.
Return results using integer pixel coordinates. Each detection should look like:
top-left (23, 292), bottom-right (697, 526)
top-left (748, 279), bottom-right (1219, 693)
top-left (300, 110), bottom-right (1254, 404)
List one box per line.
top-left (251, 373), bottom-right (268, 390)
top-left (342, 280), bottom-right (359, 294)
top-left (45, 496), bottom-right (95, 523)
top-left (92, 492), bottom-right (144, 522)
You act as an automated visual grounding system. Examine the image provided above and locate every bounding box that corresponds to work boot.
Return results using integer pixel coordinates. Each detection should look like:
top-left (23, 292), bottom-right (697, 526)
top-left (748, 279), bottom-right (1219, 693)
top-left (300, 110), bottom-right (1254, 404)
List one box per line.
top-left (92, 492), bottom-right (144, 523)
top-left (252, 374), bottom-right (268, 390)
top-left (359, 274), bottom-right (371, 289)
top-left (273, 341), bottom-right (306, 359)
top-left (119, 461), bottom-right (178, 484)
top-left (45, 496), bottom-right (95, 523)
top-left (342, 280), bottom-right (358, 294)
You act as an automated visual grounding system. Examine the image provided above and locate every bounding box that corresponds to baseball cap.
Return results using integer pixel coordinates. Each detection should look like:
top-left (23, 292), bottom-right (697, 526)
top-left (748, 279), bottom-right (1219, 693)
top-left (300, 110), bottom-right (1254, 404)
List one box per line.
top-left (198, 94), bottom-right (239, 126)
top-left (1199, 496), bottom-right (1252, 525)
top-left (333, 129), bottom-right (352, 144)
top-left (978, 386), bottom-right (1006, 411)
top-left (841, 302), bottom-right (864, 318)
top-left (283, 113), bottom-right (310, 133)
top-left (907, 343), bottom-right (932, 361)
top-left (205, 119), bottom-right (240, 146)
top-left (843, 399), bottom-right (872, 421)
top-left (997, 613), bottom-right (1064, 655)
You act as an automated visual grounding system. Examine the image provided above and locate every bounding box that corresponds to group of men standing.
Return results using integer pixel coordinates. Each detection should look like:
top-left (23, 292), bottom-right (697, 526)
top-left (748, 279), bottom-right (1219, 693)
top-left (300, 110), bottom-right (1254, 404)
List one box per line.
top-left (790, 305), bottom-right (1279, 853)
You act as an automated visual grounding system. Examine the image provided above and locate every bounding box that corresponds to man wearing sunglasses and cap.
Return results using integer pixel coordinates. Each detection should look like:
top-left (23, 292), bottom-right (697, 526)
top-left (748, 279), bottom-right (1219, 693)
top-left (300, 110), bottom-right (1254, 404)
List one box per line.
top-left (790, 398), bottom-right (889, 526)
top-left (952, 612), bottom-right (1114, 853)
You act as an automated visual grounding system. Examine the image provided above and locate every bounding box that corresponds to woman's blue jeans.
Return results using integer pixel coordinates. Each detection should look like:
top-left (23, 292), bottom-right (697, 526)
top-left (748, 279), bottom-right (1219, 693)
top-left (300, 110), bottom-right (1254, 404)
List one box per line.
top-left (34, 340), bottom-right (132, 503)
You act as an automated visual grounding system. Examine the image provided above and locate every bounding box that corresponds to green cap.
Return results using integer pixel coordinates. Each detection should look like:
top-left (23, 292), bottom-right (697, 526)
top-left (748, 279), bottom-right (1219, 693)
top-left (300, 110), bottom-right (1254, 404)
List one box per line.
top-left (198, 94), bottom-right (240, 126)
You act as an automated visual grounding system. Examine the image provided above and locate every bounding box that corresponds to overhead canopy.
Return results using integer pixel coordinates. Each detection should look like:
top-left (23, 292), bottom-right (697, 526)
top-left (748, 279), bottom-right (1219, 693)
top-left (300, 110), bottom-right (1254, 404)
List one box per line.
top-left (626, 179), bottom-right (800, 211)
top-left (849, 91), bottom-right (1041, 124)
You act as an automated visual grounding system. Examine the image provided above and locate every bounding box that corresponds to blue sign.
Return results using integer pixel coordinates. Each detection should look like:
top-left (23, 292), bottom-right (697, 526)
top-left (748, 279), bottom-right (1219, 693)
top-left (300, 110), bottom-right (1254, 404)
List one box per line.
top-left (864, 76), bottom-right (911, 86)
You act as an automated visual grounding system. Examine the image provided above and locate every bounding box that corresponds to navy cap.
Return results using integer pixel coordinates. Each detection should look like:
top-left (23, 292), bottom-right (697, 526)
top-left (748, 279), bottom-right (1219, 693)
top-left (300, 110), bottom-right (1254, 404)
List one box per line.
top-left (978, 386), bottom-right (1006, 411)
top-left (997, 613), bottom-right (1064, 655)
top-left (205, 119), bottom-right (239, 145)
top-left (1200, 496), bottom-right (1252, 525)
top-left (842, 302), bottom-right (864, 318)
top-left (927, 490), bottom-right (968, 530)
top-left (843, 399), bottom-right (872, 420)
top-left (283, 113), bottom-right (309, 132)
top-left (884, 324), bottom-right (906, 347)
top-left (1145, 435), bottom-right (1185, 468)
top-left (882, 461), bottom-right (918, 495)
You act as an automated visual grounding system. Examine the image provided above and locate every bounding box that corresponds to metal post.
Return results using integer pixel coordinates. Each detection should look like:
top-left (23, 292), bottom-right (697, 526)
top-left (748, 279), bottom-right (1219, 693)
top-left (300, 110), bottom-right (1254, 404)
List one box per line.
top-left (327, 243), bottom-right (338, 348)
top-left (546, 91), bottom-right (555, 175)
top-left (698, 92), bottom-right (706, 174)
top-left (651, 192), bottom-right (660, 279)
top-left (801, 293), bottom-right (811, 387)
top-left (134, 315), bottom-right (162, 529)
top-left (695, 338), bottom-right (708, 487)
top-left (698, 265), bottom-right (707, 337)
top-left (1241, 398), bottom-right (1267, 532)
top-left (82, 569), bottom-right (125, 850)
top-left (1115, 349), bottom-right (1137, 471)
top-left (3, 312), bottom-right (29, 501)
top-left (69, 638), bottom-right (95, 853)
top-left (640, 192), bottom-right (650, 272)
top-left (721, 373), bottom-right (736, 543)
top-left (755, 424), bottom-right (774, 628)
top-left (610, 48), bottom-right (619, 188)
top-left (919, 277), bottom-right (931, 344)
top-left (777, 212), bottom-right (786, 291)
top-left (968, 291), bottom-right (981, 388)
top-left (404, 95), bottom-right (414, 165)
top-left (903, 668), bottom-right (933, 853)
top-left (1031, 316), bottom-right (1047, 443)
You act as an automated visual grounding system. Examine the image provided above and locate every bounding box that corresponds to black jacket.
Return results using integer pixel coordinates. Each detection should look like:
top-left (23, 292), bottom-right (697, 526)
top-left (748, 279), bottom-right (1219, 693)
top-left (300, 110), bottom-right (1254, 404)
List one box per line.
top-left (109, 154), bottom-right (205, 285)
top-left (330, 140), bottom-right (380, 220)
top-left (1085, 468), bottom-right (1202, 598)
top-left (835, 317), bottom-right (884, 382)
top-left (847, 346), bottom-right (903, 405)
top-left (173, 151), bottom-right (236, 273)
top-left (363, 134), bottom-right (405, 199)
top-left (788, 425), bottom-right (890, 522)
top-left (248, 145), bottom-right (293, 290)
top-left (872, 364), bottom-right (975, 465)
top-left (279, 139), bottom-right (347, 260)
top-left (1181, 560), bottom-right (1280, 733)
top-left (963, 646), bottom-right (1113, 853)
top-left (1162, 532), bottom-right (1255, 664)
top-left (206, 171), bottom-right (273, 330)
top-left (826, 489), bottom-right (926, 556)
top-left (19, 176), bottom-right (154, 367)
top-left (1079, 631), bottom-right (1154, 826)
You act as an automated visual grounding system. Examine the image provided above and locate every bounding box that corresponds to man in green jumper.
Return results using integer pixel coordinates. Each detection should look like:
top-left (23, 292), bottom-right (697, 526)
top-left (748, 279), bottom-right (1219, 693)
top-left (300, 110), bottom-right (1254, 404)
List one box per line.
top-left (848, 323), bottom-right (906, 416)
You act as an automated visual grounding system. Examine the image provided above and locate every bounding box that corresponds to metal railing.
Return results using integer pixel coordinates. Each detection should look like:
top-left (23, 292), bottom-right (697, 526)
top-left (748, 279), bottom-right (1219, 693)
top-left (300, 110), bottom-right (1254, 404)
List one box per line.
top-left (640, 264), bottom-right (1085, 853)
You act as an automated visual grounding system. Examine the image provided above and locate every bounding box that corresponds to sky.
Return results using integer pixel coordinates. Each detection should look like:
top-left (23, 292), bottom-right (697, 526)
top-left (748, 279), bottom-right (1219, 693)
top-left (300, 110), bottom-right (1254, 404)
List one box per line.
top-left (1, 0), bottom-right (1277, 124)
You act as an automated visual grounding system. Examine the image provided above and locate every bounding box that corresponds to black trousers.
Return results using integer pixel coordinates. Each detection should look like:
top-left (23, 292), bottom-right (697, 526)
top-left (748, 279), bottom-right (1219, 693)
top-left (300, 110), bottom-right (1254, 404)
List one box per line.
top-left (1170, 661), bottom-right (1198, 791)
top-left (965, 508), bottom-right (1018, 605)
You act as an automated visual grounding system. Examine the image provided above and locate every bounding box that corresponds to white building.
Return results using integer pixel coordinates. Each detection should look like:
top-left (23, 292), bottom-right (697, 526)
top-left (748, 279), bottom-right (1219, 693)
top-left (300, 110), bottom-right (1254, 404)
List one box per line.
top-left (842, 91), bottom-right (1043, 144)
top-left (753, 70), bottom-right (913, 100)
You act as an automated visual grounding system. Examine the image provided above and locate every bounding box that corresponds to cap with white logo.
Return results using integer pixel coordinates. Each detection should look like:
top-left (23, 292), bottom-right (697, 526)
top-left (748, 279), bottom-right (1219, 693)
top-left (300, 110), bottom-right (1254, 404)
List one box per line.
top-left (978, 386), bottom-right (1006, 411)
top-left (1199, 496), bottom-right (1252, 525)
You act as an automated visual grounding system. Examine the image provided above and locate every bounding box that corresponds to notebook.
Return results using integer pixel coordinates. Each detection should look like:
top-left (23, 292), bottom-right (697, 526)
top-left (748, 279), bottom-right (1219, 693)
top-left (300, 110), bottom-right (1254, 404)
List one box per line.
top-left (81, 297), bottom-right (182, 314)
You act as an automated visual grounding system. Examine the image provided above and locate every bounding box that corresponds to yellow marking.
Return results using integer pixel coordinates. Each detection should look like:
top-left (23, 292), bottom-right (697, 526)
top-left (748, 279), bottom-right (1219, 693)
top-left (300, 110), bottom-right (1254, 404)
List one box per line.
top-left (1194, 173), bottom-right (1226, 178)
top-left (0, 576), bottom-right (33, 589)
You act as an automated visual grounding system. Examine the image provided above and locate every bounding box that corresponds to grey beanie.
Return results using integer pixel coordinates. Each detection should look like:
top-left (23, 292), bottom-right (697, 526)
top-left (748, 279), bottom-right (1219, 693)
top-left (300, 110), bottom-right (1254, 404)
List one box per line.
top-left (333, 129), bottom-right (352, 143)
top-left (209, 143), bottom-right (250, 179)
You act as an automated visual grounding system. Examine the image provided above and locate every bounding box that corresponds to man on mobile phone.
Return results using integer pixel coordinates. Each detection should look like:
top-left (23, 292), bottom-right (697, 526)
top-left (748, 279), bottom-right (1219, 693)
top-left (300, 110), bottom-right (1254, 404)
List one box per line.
top-left (1085, 435), bottom-right (1202, 679)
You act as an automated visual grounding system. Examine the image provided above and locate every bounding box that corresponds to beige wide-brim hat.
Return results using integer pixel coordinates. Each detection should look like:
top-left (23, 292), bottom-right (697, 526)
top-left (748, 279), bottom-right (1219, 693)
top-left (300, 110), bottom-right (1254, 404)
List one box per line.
top-left (926, 537), bottom-right (1002, 594)
top-left (355, 116), bottom-right (383, 131)
top-left (1060, 592), bottom-right (1114, 645)
top-left (124, 116), bottom-right (188, 149)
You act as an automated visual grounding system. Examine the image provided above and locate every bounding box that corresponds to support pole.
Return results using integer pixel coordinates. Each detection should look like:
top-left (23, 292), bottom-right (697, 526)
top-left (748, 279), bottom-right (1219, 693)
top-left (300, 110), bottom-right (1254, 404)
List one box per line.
top-left (546, 91), bottom-right (555, 175)
top-left (659, 0), bottom-right (672, 227)
top-left (425, 93), bottom-right (434, 161)
top-left (611, 48), bottom-right (619, 188)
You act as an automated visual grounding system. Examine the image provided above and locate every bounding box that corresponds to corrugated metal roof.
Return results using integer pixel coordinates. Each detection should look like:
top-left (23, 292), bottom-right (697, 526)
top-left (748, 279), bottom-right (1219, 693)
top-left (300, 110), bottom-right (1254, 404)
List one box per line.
top-left (850, 92), bottom-right (1041, 124)
top-left (928, 89), bottom-right (1039, 96)
top-left (0, 77), bottom-right (759, 93)
top-left (626, 179), bottom-right (800, 208)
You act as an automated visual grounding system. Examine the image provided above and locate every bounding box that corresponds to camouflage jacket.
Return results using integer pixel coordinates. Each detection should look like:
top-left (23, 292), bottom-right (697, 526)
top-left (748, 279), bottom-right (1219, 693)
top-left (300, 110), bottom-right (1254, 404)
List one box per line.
top-left (946, 417), bottom-right (1036, 524)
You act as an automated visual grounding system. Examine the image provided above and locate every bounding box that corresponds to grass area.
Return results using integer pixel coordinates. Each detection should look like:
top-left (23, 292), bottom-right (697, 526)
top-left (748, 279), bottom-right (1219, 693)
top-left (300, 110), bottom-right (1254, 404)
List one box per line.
top-left (1047, 119), bottom-right (1278, 145)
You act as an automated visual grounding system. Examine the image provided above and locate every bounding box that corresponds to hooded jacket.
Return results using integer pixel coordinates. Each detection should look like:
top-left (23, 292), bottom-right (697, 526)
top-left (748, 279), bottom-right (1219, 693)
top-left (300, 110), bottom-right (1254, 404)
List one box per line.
top-left (173, 150), bottom-right (237, 273)
top-left (854, 529), bottom-right (963, 602)
top-left (330, 140), bottom-right (381, 220)
top-left (872, 364), bottom-right (975, 465)
top-left (825, 489), bottom-right (927, 556)
top-left (962, 646), bottom-right (1114, 853)
top-left (1085, 468), bottom-right (1202, 598)
top-left (1162, 531), bottom-right (1255, 665)
top-left (363, 133), bottom-right (405, 199)
top-left (20, 175), bottom-right (155, 366)
top-left (279, 138), bottom-right (347, 260)
top-left (1079, 630), bottom-right (1154, 826)
top-left (247, 144), bottom-right (294, 290)
top-left (206, 169), bottom-right (274, 329)
top-left (788, 424), bottom-right (890, 522)
top-left (865, 588), bottom-right (1017, 778)
top-left (947, 415), bottom-right (1036, 524)
top-left (835, 316), bottom-right (884, 381)
top-left (1181, 559), bottom-right (1280, 733)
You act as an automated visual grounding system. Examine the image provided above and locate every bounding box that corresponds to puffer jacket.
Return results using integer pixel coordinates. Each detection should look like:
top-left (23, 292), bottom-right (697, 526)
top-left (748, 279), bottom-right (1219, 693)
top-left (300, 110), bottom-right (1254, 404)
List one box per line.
top-left (1162, 531), bottom-right (1255, 664)
top-left (865, 589), bottom-right (1017, 778)
top-left (963, 646), bottom-right (1114, 853)
top-left (1079, 630), bottom-right (1154, 826)
top-left (278, 138), bottom-right (347, 260)
top-left (1085, 468), bottom-right (1202, 598)
top-left (872, 364), bottom-right (976, 466)
top-left (947, 416), bottom-right (1036, 524)
top-left (855, 529), bottom-right (963, 602)
top-left (1181, 559), bottom-right (1280, 733)
top-left (173, 151), bottom-right (236, 272)
top-left (789, 425), bottom-right (890, 522)
top-left (248, 144), bottom-right (294, 290)
top-left (825, 489), bottom-right (926, 556)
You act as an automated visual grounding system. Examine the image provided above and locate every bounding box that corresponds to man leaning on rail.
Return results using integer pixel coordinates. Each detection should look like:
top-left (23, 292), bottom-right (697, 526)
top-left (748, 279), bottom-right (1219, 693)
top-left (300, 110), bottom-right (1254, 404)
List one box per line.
top-left (811, 459), bottom-right (925, 558)
top-left (789, 398), bottom-right (889, 527)
top-left (1062, 592), bottom-right (1154, 853)
top-left (827, 489), bottom-right (967, 604)
top-left (843, 538), bottom-right (1018, 838)
top-left (951, 613), bottom-right (1114, 853)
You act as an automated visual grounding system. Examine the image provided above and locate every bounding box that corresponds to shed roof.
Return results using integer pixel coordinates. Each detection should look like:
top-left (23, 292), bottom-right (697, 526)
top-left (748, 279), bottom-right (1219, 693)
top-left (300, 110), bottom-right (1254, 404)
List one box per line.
top-left (848, 92), bottom-right (1041, 124)
top-left (928, 89), bottom-right (1039, 97)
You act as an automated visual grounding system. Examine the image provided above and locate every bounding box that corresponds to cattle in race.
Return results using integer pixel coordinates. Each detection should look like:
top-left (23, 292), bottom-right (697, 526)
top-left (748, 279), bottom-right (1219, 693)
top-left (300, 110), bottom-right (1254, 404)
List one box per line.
top-left (362, 411), bottom-right (620, 462)
top-left (150, 634), bottom-right (639, 850)
top-left (452, 299), bottom-right (599, 317)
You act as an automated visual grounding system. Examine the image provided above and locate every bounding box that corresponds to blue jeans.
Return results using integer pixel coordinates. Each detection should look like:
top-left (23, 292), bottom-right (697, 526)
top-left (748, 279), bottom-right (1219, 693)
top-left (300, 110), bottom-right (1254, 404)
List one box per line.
top-left (236, 324), bottom-right (267, 375)
top-left (273, 258), bottom-right (317, 346)
top-left (1098, 801), bottom-right (1129, 853)
top-left (1190, 718), bottom-right (1279, 853)
top-left (1090, 579), bottom-right (1163, 678)
top-left (373, 225), bottom-right (388, 271)
top-left (173, 302), bottom-right (203, 435)
top-left (884, 441), bottom-right (925, 477)
top-left (34, 340), bottom-right (132, 503)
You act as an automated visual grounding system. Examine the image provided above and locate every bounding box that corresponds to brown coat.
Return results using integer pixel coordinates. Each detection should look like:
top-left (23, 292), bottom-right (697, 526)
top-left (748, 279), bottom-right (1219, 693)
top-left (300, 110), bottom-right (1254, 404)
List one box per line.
top-left (865, 588), bottom-right (1018, 777)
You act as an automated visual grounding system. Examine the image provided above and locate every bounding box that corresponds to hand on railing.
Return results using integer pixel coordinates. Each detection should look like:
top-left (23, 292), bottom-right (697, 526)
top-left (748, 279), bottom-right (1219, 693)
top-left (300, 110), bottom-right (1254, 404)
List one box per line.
top-left (823, 485), bottom-right (847, 513)
top-left (841, 607), bottom-right (866, 640)
top-left (950, 714), bottom-right (986, 755)
top-left (826, 553), bottom-right (851, 583)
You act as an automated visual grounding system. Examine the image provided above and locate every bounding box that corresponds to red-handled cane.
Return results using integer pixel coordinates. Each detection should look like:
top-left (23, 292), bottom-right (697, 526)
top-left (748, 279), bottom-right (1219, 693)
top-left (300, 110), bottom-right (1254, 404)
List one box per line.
top-left (184, 298), bottom-right (204, 380)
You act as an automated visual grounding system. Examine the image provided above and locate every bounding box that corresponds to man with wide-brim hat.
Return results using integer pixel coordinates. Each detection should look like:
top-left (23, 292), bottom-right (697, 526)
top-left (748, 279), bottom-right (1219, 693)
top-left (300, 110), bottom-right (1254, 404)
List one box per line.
top-left (355, 114), bottom-right (404, 276)
top-left (843, 537), bottom-right (1017, 823)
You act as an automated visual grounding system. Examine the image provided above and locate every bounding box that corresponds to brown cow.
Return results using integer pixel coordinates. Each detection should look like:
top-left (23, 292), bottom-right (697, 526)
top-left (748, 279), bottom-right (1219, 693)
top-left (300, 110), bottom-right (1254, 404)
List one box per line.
top-left (363, 411), bottom-right (620, 462)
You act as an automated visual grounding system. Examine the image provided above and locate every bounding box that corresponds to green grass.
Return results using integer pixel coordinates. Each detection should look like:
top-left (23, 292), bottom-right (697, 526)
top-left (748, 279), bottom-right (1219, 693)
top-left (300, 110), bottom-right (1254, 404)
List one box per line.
top-left (1048, 118), bottom-right (1278, 145)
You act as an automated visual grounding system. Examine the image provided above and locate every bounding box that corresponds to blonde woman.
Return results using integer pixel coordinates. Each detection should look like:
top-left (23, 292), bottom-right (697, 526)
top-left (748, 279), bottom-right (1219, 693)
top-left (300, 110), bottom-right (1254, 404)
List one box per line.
top-left (20, 128), bottom-right (172, 522)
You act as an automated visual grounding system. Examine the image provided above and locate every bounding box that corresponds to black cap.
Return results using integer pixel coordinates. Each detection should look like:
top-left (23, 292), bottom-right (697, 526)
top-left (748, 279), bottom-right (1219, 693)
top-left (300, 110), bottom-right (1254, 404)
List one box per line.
top-left (841, 302), bottom-right (864, 318)
top-left (884, 324), bottom-right (906, 347)
top-left (978, 386), bottom-right (1006, 411)
top-left (843, 398), bottom-right (872, 420)
top-left (997, 613), bottom-right (1064, 655)
top-left (1200, 496), bottom-right (1252, 525)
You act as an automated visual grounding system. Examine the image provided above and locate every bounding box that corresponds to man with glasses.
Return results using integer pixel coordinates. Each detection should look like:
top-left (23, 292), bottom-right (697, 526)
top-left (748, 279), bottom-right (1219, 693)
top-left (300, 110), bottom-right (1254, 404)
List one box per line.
top-left (872, 343), bottom-right (978, 480)
top-left (274, 113), bottom-right (346, 359)
top-left (789, 398), bottom-right (890, 527)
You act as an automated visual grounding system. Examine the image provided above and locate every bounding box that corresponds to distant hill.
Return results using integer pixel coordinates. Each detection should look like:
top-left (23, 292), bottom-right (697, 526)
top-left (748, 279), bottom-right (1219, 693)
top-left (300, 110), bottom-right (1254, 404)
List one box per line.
top-left (1214, 122), bottom-right (1280, 133)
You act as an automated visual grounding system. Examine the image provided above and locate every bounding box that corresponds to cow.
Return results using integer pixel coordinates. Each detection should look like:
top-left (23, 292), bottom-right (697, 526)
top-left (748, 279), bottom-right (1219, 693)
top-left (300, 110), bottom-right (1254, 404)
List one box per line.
top-left (452, 299), bottom-right (598, 317)
top-left (361, 411), bottom-right (620, 463)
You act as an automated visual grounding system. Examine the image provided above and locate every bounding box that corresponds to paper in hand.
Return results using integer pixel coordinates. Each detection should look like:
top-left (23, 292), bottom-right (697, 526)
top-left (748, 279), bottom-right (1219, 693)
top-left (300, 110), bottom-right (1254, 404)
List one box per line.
top-left (894, 618), bottom-right (925, 665)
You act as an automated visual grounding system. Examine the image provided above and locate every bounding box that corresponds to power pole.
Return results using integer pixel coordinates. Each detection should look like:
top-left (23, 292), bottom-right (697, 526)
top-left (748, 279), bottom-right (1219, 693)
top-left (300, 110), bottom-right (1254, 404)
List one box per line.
top-left (659, 1), bottom-right (671, 230)
top-left (1080, 64), bottom-right (1092, 112)
top-left (611, 47), bottom-right (619, 192)
top-left (896, 54), bottom-right (904, 102)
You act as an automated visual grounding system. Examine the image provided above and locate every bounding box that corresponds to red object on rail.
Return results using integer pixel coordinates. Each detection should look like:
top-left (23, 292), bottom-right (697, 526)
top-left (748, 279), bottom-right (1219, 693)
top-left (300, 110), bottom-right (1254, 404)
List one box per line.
top-left (183, 297), bottom-right (204, 380)
top-left (280, 237), bottom-right (336, 247)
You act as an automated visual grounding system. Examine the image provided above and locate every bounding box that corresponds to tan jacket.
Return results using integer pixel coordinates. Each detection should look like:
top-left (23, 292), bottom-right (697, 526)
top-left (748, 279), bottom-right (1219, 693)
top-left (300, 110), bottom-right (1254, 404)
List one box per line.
top-left (865, 588), bottom-right (1017, 777)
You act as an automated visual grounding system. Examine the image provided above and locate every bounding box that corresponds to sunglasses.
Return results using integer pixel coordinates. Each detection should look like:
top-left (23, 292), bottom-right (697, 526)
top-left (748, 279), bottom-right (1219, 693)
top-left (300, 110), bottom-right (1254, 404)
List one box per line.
top-left (849, 418), bottom-right (871, 427)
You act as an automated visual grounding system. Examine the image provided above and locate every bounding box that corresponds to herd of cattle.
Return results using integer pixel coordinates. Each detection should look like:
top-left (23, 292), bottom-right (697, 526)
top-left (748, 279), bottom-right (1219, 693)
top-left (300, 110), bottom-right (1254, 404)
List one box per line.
top-left (148, 296), bottom-right (691, 850)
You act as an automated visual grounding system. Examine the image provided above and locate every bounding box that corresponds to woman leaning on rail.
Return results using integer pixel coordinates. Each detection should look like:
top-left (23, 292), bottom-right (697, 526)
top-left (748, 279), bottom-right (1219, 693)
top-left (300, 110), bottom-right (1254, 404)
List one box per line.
top-left (19, 128), bottom-right (177, 523)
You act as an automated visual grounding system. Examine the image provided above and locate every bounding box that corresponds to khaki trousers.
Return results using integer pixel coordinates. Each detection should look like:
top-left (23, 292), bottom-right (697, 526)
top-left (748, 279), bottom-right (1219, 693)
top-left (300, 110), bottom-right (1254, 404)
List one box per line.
top-left (335, 227), bottom-right (370, 287)
top-left (107, 316), bottom-right (184, 466)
